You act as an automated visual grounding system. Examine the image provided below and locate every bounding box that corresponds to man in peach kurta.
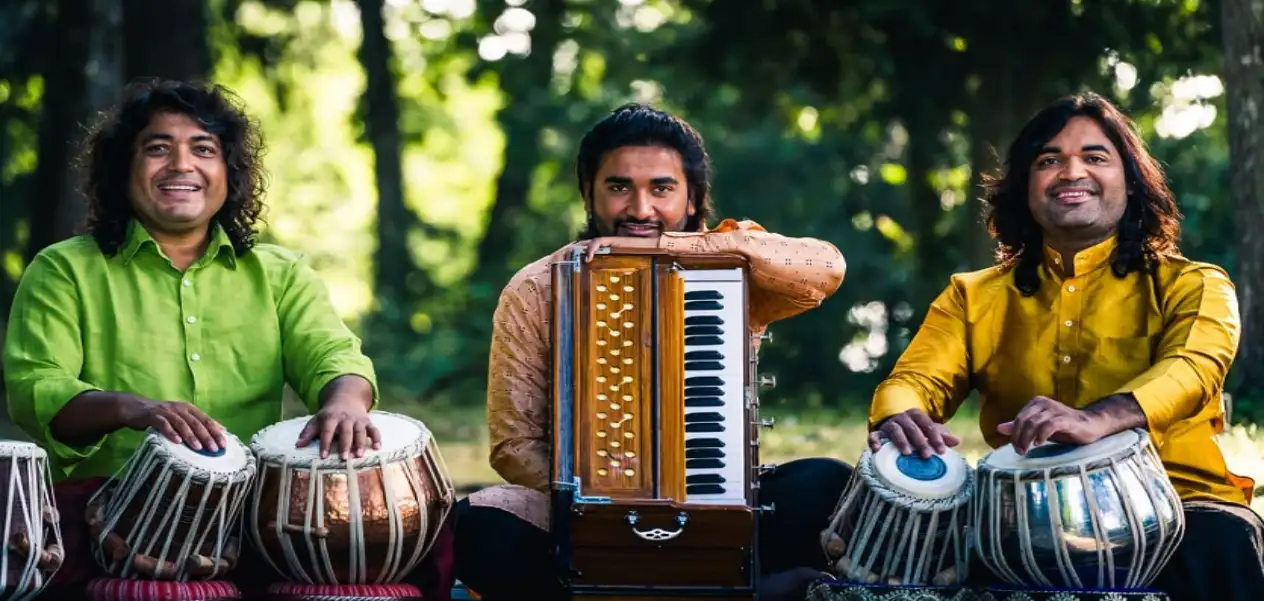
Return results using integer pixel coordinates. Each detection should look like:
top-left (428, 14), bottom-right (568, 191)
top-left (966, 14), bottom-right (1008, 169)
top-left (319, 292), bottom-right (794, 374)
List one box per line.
top-left (453, 104), bottom-right (852, 601)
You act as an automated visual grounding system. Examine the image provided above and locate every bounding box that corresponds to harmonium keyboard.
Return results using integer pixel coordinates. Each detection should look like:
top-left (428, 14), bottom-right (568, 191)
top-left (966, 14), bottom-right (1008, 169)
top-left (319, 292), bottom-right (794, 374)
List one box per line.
top-left (550, 245), bottom-right (776, 601)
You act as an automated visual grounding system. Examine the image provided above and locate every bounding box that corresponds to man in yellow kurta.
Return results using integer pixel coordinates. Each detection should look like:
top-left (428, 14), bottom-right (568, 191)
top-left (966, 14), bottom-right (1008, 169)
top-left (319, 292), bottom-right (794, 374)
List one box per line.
top-left (868, 92), bottom-right (1262, 600)
top-left (453, 104), bottom-right (850, 601)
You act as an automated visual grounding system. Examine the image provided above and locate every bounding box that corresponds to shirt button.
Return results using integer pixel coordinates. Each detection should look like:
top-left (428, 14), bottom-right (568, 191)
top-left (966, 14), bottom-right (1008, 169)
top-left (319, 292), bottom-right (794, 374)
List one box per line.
top-left (1062, 355), bottom-right (1072, 363)
top-left (182, 279), bottom-right (192, 287)
top-left (186, 316), bottom-right (197, 324)
top-left (1064, 320), bottom-right (1074, 327)
top-left (191, 353), bottom-right (201, 362)
top-left (1066, 285), bottom-right (1077, 292)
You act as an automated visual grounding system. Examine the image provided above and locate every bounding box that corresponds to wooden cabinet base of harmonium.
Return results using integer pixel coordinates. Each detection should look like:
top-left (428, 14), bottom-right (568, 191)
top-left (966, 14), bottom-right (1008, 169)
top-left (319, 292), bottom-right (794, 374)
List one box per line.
top-left (549, 247), bottom-right (775, 601)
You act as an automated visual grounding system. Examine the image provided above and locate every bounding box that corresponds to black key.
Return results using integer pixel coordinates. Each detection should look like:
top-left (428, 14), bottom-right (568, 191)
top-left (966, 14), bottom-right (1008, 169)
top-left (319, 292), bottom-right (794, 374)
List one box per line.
top-left (685, 376), bottom-right (725, 387)
top-left (687, 473), bottom-right (726, 484)
top-left (685, 290), bottom-right (723, 300)
top-left (687, 484), bottom-right (726, 495)
top-left (685, 397), bottom-right (723, 408)
top-left (685, 387), bottom-right (725, 397)
top-left (685, 350), bottom-right (724, 360)
top-left (685, 326), bottom-right (724, 337)
top-left (685, 335), bottom-right (724, 346)
top-left (684, 300), bottom-right (724, 311)
top-left (686, 422), bottom-right (724, 433)
top-left (685, 315), bottom-right (724, 326)
top-left (686, 458), bottom-right (726, 469)
top-left (686, 448), bottom-right (725, 459)
top-left (685, 412), bottom-right (724, 423)
top-left (685, 438), bottom-right (724, 448)
top-left (685, 361), bottom-right (724, 371)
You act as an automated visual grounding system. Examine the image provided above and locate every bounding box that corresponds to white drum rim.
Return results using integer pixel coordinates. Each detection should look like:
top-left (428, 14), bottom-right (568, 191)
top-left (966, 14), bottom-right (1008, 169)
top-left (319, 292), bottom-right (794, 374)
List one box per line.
top-left (980, 428), bottom-right (1147, 473)
top-left (145, 429), bottom-right (255, 479)
top-left (866, 441), bottom-right (971, 501)
top-left (0, 439), bottom-right (48, 459)
top-left (250, 410), bottom-right (433, 468)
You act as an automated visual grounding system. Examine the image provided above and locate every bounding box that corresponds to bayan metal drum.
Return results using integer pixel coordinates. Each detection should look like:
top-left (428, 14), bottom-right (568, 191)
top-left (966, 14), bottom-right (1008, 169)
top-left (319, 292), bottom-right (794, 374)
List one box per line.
top-left (246, 411), bottom-right (454, 585)
top-left (821, 441), bottom-right (974, 586)
top-left (972, 428), bottom-right (1184, 589)
top-left (86, 429), bottom-right (256, 580)
top-left (0, 441), bottom-right (63, 600)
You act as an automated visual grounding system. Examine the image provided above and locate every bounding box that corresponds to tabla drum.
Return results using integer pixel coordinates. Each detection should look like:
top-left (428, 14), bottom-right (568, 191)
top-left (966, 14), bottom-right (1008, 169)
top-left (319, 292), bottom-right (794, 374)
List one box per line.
top-left (246, 411), bottom-right (455, 585)
top-left (85, 429), bottom-right (256, 580)
top-left (971, 428), bottom-right (1184, 589)
top-left (820, 441), bottom-right (973, 586)
top-left (0, 440), bottom-right (63, 600)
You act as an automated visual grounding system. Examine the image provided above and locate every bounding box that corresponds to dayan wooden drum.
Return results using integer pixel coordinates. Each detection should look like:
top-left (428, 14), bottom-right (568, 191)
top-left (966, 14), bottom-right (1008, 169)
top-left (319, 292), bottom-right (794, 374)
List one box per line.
top-left (0, 441), bottom-right (63, 600)
top-left (821, 440), bottom-right (974, 586)
top-left (86, 429), bottom-right (256, 580)
top-left (246, 411), bottom-right (455, 585)
top-left (972, 428), bottom-right (1185, 589)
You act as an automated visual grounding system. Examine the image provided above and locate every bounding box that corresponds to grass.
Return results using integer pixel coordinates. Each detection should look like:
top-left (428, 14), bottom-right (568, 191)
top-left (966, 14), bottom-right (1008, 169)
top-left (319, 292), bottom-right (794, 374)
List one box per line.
top-left (397, 400), bottom-right (1264, 515)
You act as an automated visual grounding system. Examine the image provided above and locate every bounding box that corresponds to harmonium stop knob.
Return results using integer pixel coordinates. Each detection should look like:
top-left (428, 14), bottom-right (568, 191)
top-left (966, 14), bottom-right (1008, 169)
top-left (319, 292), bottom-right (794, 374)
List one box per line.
top-left (758, 331), bottom-right (773, 344)
top-left (759, 417), bottom-right (776, 429)
top-left (758, 375), bottom-right (777, 389)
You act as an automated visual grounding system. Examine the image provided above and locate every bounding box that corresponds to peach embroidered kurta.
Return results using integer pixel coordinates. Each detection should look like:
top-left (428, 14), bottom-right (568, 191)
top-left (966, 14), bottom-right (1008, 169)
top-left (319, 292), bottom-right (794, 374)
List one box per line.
top-left (469, 219), bottom-right (847, 530)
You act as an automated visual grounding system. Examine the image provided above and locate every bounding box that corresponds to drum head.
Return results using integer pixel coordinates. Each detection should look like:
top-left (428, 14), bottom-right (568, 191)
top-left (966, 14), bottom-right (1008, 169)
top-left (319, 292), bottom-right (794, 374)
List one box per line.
top-left (982, 428), bottom-right (1142, 471)
top-left (150, 430), bottom-right (250, 475)
top-left (250, 411), bottom-right (429, 465)
top-left (870, 442), bottom-right (969, 500)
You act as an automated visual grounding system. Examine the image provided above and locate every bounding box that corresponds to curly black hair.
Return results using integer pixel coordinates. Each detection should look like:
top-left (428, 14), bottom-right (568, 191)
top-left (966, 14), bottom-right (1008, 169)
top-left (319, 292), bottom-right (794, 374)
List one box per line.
top-left (79, 78), bottom-right (268, 255)
top-left (982, 92), bottom-right (1183, 295)
top-left (574, 103), bottom-right (714, 239)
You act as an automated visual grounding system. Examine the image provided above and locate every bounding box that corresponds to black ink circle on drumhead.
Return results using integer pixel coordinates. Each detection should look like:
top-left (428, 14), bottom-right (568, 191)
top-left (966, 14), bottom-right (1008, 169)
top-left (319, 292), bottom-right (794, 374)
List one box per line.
top-left (1024, 443), bottom-right (1079, 459)
top-left (895, 453), bottom-right (947, 481)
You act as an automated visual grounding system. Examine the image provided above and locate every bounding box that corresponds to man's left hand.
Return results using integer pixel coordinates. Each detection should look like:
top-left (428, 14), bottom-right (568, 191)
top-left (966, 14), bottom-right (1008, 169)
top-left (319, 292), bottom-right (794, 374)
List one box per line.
top-left (997, 395), bottom-right (1108, 455)
top-left (296, 394), bottom-right (381, 460)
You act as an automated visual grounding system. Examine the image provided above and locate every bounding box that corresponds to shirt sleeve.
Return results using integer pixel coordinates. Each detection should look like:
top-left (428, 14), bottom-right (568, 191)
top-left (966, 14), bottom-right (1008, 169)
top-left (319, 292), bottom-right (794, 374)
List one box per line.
top-left (868, 280), bottom-right (973, 429)
top-left (2, 252), bottom-right (105, 468)
top-left (658, 219), bottom-right (846, 330)
top-left (486, 278), bottom-right (553, 491)
top-left (1113, 264), bottom-right (1240, 433)
top-left (276, 254), bottom-right (379, 412)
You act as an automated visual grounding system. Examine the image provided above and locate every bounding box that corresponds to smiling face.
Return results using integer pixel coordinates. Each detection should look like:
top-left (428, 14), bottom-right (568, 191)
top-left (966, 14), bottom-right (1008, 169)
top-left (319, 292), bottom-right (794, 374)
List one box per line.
top-left (1027, 116), bottom-right (1129, 248)
top-left (127, 111), bottom-right (228, 236)
top-left (587, 145), bottom-right (695, 237)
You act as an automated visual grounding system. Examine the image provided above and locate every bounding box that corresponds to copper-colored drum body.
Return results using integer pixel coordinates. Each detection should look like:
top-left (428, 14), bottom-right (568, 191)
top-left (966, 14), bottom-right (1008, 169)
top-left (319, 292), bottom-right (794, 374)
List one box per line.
top-left (246, 412), bottom-right (454, 585)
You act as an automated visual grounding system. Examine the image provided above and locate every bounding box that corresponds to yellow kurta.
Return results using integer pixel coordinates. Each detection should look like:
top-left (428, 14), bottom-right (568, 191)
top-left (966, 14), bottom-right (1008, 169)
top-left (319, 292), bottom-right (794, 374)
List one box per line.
top-left (870, 236), bottom-right (1252, 505)
top-left (473, 219), bottom-right (847, 530)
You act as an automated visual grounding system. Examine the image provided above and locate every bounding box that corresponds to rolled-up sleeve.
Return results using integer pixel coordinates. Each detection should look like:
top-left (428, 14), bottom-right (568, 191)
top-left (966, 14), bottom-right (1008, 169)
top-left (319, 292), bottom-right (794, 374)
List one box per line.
top-left (1114, 265), bottom-right (1240, 433)
top-left (869, 280), bottom-right (972, 429)
top-left (276, 255), bottom-right (379, 412)
top-left (3, 253), bottom-right (104, 467)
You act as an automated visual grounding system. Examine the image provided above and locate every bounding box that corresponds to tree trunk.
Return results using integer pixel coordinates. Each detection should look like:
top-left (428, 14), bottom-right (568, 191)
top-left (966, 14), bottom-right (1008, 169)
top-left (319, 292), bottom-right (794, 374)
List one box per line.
top-left (356, 0), bottom-right (412, 309)
top-left (122, 0), bottom-right (211, 82)
top-left (1222, 0), bottom-right (1264, 411)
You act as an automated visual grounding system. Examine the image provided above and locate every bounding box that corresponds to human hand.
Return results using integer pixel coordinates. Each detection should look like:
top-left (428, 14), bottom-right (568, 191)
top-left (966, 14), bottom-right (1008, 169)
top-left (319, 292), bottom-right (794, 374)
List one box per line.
top-left (997, 395), bottom-right (1107, 455)
top-left (295, 397), bottom-right (381, 460)
top-left (866, 409), bottom-right (961, 458)
top-left (573, 236), bottom-right (659, 262)
top-left (119, 396), bottom-right (228, 453)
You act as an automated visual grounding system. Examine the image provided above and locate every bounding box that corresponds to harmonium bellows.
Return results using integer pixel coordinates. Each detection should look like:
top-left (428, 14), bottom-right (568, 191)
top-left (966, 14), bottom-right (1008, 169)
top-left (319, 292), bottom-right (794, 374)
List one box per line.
top-left (550, 245), bottom-right (771, 601)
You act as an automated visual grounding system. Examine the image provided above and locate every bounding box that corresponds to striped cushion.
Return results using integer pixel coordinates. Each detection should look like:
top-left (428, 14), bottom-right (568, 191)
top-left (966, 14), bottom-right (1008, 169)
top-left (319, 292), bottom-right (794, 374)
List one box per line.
top-left (86, 579), bottom-right (241, 601)
top-left (264, 582), bottom-right (424, 600)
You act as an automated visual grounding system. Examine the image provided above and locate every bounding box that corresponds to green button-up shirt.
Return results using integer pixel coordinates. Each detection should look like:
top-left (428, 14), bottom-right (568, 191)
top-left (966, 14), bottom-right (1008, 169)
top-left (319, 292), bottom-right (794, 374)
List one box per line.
top-left (3, 220), bottom-right (378, 481)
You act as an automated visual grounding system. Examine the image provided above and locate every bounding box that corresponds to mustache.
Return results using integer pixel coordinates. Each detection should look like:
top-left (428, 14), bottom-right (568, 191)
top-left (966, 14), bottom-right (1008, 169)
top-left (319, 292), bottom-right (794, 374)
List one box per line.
top-left (1047, 180), bottom-right (1100, 195)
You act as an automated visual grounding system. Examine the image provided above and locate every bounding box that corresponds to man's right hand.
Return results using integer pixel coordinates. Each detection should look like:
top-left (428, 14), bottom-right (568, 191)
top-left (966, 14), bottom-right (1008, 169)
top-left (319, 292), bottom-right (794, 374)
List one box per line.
top-left (118, 396), bottom-right (228, 453)
top-left (866, 409), bottom-right (961, 458)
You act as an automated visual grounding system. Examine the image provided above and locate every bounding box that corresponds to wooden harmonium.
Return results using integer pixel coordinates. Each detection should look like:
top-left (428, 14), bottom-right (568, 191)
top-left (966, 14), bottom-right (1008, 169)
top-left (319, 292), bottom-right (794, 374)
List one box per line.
top-left (550, 246), bottom-right (768, 600)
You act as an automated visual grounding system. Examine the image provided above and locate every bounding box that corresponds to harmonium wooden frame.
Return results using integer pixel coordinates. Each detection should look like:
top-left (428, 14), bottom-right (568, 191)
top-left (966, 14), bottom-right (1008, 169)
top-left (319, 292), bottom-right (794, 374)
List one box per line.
top-left (550, 245), bottom-right (776, 601)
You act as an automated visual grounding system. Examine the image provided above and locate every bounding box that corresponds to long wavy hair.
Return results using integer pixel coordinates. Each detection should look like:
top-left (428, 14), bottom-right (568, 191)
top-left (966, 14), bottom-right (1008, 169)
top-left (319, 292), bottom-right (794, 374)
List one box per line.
top-left (982, 92), bottom-right (1182, 295)
top-left (79, 78), bottom-right (268, 255)
top-left (574, 103), bottom-right (714, 240)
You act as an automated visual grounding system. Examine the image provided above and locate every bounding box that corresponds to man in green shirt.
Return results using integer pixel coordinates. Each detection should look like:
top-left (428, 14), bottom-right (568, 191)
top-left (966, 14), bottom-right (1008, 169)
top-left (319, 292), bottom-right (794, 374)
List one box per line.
top-left (2, 79), bottom-right (455, 599)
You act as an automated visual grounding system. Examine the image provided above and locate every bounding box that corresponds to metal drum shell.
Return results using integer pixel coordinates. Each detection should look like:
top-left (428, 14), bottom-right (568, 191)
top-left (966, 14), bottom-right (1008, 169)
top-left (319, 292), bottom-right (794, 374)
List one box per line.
top-left (970, 429), bottom-right (1185, 590)
top-left (0, 442), bottom-right (63, 600)
top-left (246, 412), bottom-right (455, 586)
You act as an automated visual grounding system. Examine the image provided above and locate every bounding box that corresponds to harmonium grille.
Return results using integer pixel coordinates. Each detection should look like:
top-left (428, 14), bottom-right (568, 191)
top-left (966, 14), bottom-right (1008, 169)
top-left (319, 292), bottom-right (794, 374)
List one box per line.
top-left (551, 248), bottom-right (752, 506)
